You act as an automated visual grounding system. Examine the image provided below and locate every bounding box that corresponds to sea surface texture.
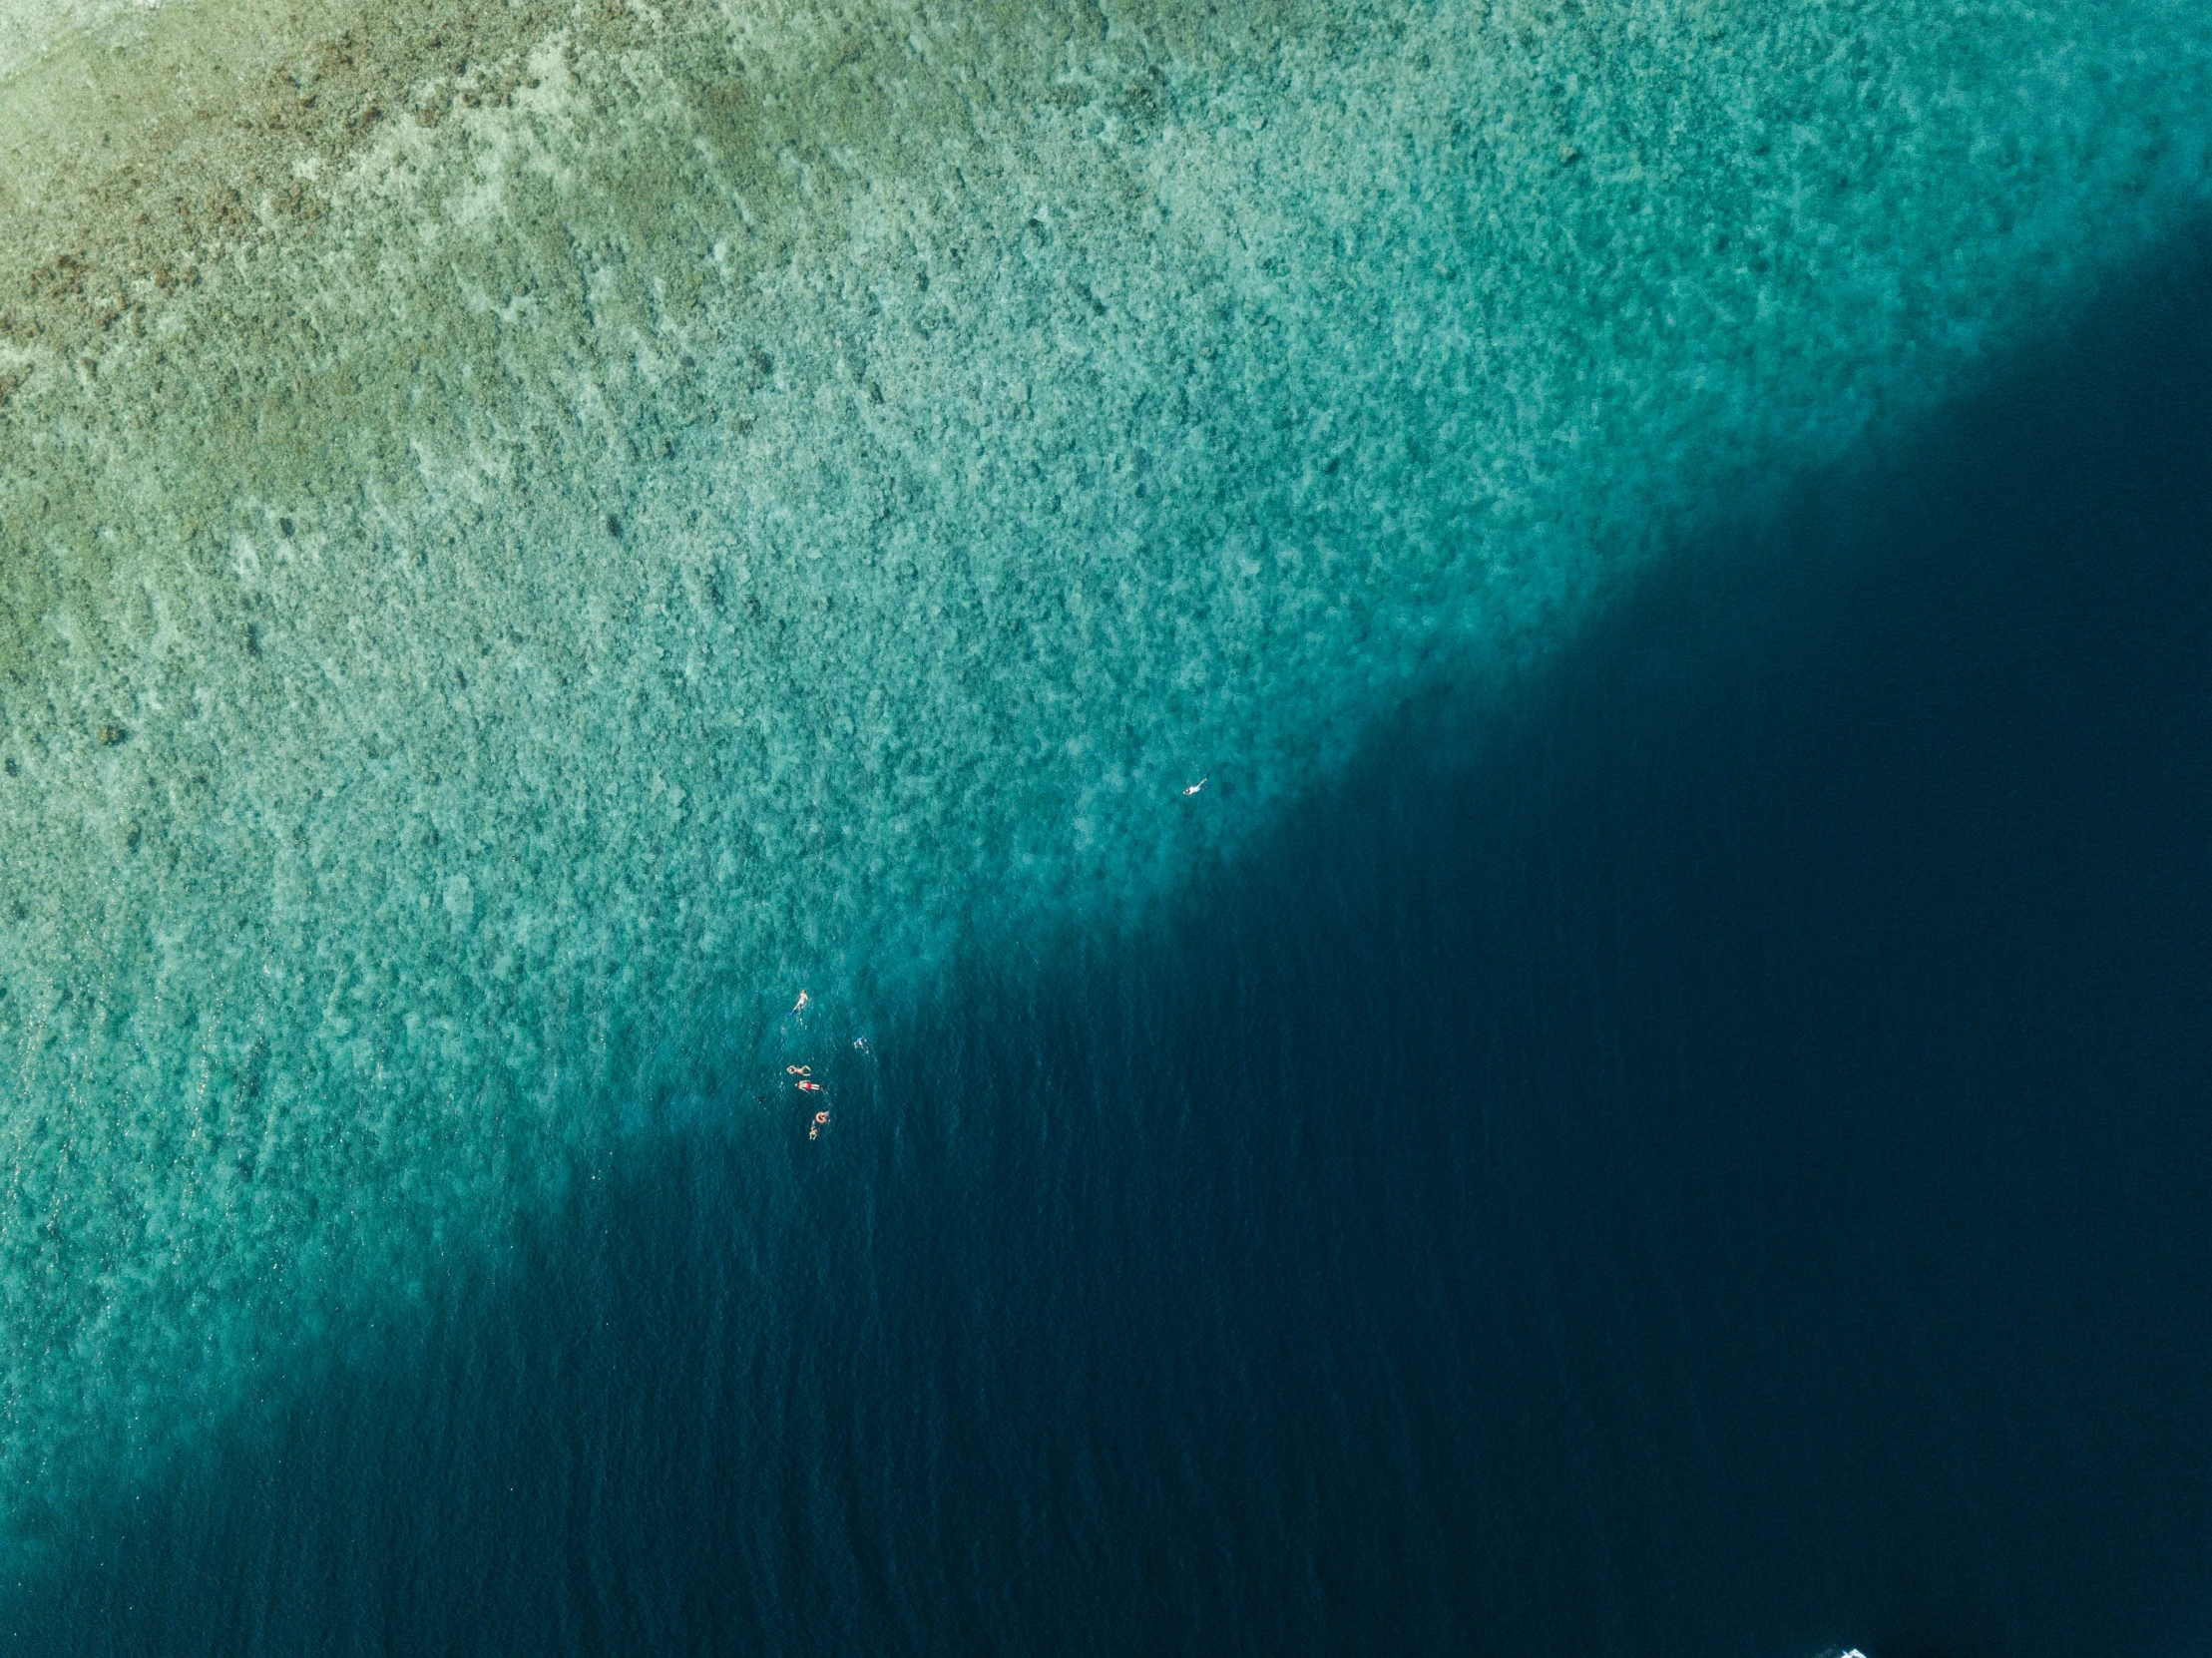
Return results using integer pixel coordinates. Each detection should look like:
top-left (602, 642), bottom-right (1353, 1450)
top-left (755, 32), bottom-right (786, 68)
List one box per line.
top-left (0, 0), bottom-right (2209, 1643)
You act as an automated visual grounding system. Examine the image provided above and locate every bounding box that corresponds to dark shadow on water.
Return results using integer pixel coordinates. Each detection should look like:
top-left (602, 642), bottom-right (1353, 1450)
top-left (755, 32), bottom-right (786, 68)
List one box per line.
top-left (11, 227), bottom-right (2212, 1656)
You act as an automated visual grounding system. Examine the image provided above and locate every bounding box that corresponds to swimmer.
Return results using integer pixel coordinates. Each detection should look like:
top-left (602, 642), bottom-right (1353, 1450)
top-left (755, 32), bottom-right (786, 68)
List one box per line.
top-left (796, 1079), bottom-right (824, 1093)
top-left (808, 1108), bottom-right (830, 1140)
top-left (1181, 776), bottom-right (1209, 796)
top-left (851, 1037), bottom-right (870, 1053)
top-left (790, 990), bottom-right (810, 1015)
top-left (786, 1065), bottom-right (811, 1076)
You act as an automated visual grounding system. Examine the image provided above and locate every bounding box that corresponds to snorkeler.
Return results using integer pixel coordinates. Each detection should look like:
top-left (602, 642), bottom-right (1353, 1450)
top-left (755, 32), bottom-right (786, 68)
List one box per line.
top-left (1181, 776), bottom-right (1209, 796)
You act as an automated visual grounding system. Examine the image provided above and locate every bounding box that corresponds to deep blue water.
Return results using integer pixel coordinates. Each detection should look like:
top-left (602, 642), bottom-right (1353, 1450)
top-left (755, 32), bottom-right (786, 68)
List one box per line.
top-left (13, 242), bottom-right (2212, 1656)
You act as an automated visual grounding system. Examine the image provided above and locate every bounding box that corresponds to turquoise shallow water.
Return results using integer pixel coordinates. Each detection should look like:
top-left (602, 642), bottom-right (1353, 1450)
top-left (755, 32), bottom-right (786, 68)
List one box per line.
top-left (7, 235), bottom-right (2212, 1653)
top-left (0, 0), bottom-right (2209, 1571)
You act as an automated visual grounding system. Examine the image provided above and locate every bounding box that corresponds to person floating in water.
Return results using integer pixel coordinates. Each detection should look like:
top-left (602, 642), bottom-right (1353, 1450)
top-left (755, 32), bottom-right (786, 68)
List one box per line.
top-left (808, 1108), bottom-right (831, 1141)
top-left (1181, 776), bottom-right (1209, 797)
top-left (796, 1079), bottom-right (823, 1093)
top-left (787, 1065), bottom-right (811, 1076)
top-left (790, 989), bottom-right (810, 1015)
